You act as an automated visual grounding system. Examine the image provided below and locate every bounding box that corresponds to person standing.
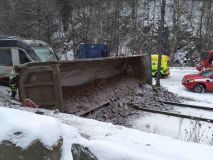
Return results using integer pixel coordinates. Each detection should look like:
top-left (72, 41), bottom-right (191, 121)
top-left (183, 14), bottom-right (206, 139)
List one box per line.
top-left (9, 68), bottom-right (19, 99)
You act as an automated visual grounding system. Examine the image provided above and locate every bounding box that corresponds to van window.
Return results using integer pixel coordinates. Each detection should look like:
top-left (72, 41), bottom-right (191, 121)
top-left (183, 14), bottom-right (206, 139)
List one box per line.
top-left (32, 47), bottom-right (57, 62)
top-left (19, 49), bottom-right (30, 64)
top-left (0, 49), bottom-right (12, 66)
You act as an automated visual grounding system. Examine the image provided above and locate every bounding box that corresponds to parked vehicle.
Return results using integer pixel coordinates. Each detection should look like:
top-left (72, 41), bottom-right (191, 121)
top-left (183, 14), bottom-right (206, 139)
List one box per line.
top-left (0, 35), bottom-right (58, 82)
top-left (182, 69), bottom-right (213, 93)
top-left (77, 43), bottom-right (110, 59)
top-left (196, 50), bottom-right (213, 71)
top-left (151, 54), bottom-right (170, 77)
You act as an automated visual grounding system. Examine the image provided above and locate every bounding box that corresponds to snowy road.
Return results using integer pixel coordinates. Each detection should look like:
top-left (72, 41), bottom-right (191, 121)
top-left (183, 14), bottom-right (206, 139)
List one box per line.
top-left (160, 67), bottom-right (213, 105)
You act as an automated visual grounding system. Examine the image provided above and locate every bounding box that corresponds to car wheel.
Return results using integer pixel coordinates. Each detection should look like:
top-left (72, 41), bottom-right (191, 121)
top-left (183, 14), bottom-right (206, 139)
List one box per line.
top-left (193, 84), bottom-right (204, 93)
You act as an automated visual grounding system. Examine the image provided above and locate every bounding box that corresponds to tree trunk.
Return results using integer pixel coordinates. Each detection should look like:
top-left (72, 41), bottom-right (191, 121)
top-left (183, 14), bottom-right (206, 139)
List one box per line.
top-left (156, 0), bottom-right (166, 87)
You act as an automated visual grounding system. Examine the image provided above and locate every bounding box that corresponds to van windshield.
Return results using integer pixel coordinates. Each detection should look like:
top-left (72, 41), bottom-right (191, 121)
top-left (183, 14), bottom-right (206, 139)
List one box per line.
top-left (32, 47), bottom-right (57, 62)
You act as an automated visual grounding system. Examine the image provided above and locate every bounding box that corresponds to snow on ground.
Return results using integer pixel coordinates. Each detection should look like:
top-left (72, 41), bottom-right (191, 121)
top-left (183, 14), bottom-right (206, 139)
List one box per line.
top-left (1, 107), bottom-right (213, 160)
top-left (0, 107), bottom-right (81, 160)
top-left (132, 112), bottom-right (213, 145)
top-left (133, 67), bottom-right (213, 145)
top-left (60, 50), bottom-right (75, 60)
top-left (57, 112), bottom-right (213, 160)
top-left (174, 107), bottom-right (213, 119)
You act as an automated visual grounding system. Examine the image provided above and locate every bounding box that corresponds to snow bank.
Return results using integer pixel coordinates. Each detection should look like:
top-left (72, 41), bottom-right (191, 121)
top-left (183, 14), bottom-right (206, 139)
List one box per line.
top-left (0, 107), bottom-right (62, 148)
top-left (0, 107), bottom-right (80, 160)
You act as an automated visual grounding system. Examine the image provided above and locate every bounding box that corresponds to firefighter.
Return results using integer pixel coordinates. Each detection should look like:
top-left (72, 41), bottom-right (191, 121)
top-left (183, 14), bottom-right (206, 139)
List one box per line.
top-left (9, 68), bottom-right (19, 99)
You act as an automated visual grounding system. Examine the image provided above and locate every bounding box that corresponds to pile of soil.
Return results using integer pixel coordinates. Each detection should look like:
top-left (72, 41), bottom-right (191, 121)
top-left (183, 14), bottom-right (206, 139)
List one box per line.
top-left (62, 76), bottom-right (140, 115)
top-left (86, 83), bottom-right (182, 127)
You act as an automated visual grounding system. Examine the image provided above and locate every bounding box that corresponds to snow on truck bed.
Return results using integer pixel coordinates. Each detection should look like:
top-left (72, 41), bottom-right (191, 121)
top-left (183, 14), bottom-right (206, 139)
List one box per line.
top-left (1, 107), bottom-right (213, 160)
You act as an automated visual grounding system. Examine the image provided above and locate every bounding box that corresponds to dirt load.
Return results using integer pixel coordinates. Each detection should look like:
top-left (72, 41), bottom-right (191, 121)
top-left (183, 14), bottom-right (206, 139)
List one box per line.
top-left (85, 84), bottom-right (182, 126)
top-left (63, 76), bottom-right (140, 115)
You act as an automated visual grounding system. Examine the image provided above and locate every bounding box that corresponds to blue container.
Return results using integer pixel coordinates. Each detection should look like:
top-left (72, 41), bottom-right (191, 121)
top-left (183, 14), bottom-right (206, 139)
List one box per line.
top-left (79, 44), bottom-right (109, 59)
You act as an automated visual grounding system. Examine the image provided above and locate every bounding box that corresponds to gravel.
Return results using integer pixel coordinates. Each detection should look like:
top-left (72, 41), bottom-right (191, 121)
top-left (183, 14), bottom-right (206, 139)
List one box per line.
top-left (86, 83), bottom-right (183, 127)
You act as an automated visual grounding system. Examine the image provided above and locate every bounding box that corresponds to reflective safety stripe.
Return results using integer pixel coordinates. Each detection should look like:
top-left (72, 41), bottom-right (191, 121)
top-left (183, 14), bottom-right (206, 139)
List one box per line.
top-left (10, 84), bottom-right (17, 91)
top-left (194, 78), bottom-right (213, 82)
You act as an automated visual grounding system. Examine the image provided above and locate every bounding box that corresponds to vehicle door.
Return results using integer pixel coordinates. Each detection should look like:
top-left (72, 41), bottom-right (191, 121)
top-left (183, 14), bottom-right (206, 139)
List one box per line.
top-left (18, 49), bottom-right (31, 64)
top-left (0, 48), bottom-right (13, 77)
top-left (11, 48), bottom-right (20, 66)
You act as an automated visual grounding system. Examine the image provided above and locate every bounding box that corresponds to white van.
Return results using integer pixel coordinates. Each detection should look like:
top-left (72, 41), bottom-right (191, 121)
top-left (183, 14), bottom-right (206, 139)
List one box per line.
top-left (0, 36), bottom-right (58, 82)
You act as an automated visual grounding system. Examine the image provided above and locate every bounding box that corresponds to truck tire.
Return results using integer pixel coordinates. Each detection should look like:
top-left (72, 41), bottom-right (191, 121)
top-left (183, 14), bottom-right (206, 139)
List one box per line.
top-left (193, 84), bottom-right (204, 93)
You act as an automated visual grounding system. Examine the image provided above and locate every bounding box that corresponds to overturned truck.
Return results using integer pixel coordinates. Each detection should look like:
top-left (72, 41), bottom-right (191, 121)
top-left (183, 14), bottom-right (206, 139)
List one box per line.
top-left (16, 55), bottom-right (152, 114)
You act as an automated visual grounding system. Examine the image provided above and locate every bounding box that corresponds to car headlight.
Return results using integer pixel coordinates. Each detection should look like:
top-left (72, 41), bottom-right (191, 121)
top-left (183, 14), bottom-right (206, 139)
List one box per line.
top-left (187, 79), bottom-right (194, 83)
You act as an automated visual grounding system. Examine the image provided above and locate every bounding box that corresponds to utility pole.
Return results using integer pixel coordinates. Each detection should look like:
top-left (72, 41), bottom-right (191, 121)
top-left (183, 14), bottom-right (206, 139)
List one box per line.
top-left (156, 0), bottom-right (166, 86)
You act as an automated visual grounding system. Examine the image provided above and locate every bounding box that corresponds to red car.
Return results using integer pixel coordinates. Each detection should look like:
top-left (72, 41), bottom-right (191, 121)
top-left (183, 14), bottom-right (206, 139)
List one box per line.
top-left (182, 69), bottom-right (213, 93)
